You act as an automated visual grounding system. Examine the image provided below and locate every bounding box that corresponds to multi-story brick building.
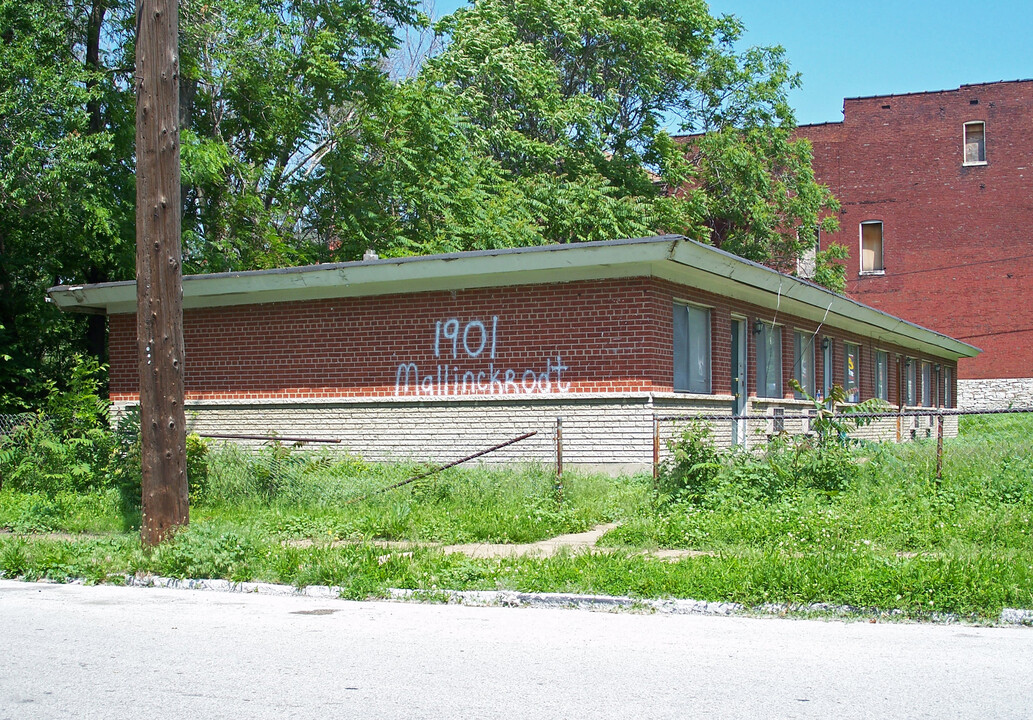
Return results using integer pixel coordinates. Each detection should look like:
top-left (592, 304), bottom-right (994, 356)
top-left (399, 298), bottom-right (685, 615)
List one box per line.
top-left (796, 80), bottom-right (1033, 408)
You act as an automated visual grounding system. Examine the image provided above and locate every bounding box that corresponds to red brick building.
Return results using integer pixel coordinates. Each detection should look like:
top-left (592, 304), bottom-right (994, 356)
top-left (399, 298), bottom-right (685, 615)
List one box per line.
top-left (49, 237), bottom-right (975, 470)
top-left (796, 80), bottom-right (1033, 407)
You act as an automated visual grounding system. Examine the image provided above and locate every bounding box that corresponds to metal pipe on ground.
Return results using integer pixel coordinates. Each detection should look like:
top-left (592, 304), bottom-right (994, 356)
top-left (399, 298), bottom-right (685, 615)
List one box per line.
top-left (346, 431), bottom-right (539, 505)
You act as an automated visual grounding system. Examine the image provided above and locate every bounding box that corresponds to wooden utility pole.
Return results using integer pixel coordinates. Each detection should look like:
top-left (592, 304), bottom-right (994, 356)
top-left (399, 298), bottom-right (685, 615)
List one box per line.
top-left (136, 0), bottom-right (188, 545)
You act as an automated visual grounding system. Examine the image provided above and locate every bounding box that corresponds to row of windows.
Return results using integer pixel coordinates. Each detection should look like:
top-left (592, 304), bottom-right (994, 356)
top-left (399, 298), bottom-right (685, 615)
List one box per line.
top-left (673, 304), bottom-right (954, 407)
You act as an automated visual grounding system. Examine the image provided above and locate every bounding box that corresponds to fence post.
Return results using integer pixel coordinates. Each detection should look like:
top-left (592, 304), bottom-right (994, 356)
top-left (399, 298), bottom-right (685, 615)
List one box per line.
top-left (652, 416), bottom-right (660, 485)
top-left (555, 417), bottom-right (563, 503)
top-left (935, 411), bottom-right (944, 485)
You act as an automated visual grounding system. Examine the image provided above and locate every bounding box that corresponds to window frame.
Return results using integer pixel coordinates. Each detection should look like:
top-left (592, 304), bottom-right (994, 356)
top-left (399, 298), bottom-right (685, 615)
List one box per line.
top-left (793, 330), bottom-right (816, 399)
top-left (843, 342), bottom-right (860, 403)
top-left (756, 322), bottom-right (783, 399)
top-left (963, 121), bottom-right (987, 166)
top-left (874, 349), bottom-right (889, 402)
top-left (905, 358), bottom-right (917, 406)
top-left (672, 302), bottom-right (712, 395)
top-left (859, 221), bottom-right (885, 275)
top-left (921, 361), bottom-right (933, 407)
top-left (944, 367), bottom-right (954, 408)
top-left (821, 336), bottom-right (834, 401)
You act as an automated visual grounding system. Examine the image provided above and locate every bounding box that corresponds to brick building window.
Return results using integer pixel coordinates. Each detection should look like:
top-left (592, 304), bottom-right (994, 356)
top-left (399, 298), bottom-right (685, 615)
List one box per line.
top-left (905, 358), bottom-right (917, 406)
top-left (860, 221), bottom-right (884, 274)
top-left (844, 342), bottom-right (860, 402)
top-left (793, 330), bottom-right (815, 398)
top-left (944, 367), bottom-right (953, 408)
top-left (756, 322), bottom-right (783, 399)
top-left (874, 350), bottom-right (889, 401)
top-left (964, 122), bottom-right (986, 165)
top-left (673, 303), bottom-right (711, 394)
top-left (921, 361), bottom-right (933, 407)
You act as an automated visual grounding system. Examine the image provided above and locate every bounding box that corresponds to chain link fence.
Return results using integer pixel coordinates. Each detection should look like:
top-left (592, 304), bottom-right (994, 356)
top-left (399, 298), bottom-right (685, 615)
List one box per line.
top-left (0, 414), bottom-right (33, 438)
top-left (654, 407), bottom-right (1033, 485)
top-left (195, 428), bottom-right (556, 506)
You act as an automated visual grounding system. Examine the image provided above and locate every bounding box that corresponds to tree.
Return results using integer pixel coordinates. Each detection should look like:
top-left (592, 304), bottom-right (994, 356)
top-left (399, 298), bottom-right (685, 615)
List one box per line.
top-left (167, 0), bottom-right (420, 272)
top-left (0, 0), bottom-right (135, 410)
top-left (407, 0), bottom-right (841, 272)
top-left (0, 0), bottom-right (420, 409)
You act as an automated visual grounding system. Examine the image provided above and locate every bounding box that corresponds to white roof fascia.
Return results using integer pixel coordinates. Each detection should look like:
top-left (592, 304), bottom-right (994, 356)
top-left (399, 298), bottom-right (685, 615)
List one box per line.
top-left (662, 241), bottom-right (978, 359)
top-left (48, 237), bottom-right (678, 315)
top-left (47, 235), bottom-right (977, 359)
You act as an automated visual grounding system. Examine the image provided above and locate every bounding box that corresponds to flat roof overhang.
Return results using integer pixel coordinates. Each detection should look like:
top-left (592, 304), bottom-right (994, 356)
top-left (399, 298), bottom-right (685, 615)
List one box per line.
top-left (48, 235), bottom-right (979, 361)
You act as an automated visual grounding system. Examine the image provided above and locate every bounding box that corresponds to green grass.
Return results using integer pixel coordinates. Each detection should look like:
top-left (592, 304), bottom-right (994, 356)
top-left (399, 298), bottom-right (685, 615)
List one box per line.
top-left (1, 418), bottom-right (1032, 620)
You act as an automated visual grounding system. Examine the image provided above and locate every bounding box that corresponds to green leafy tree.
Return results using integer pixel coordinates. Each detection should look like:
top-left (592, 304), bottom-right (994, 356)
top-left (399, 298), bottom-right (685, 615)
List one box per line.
top-left (168, 0), bottom-right (420, 272)
top-left (405, 0), bottom-right (842, 271)
top-left (0, 0), bottom-right (135, 409)
top-left (0, 0), bottom-right (419, 409)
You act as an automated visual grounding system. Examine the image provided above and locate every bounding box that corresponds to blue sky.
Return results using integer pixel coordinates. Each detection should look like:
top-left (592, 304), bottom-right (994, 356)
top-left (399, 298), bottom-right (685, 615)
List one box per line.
top-left (429, 0), bottom-right (1033, 125)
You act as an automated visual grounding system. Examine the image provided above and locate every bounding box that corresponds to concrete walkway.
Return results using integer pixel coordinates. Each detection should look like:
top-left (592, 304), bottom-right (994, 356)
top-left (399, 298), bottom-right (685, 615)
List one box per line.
top-left (288, 523), bottom-right (714, 560)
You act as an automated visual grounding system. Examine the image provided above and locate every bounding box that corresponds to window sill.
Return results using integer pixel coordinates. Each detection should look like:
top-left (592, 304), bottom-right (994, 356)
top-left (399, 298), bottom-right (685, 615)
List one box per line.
top-left (858, 270), bottom-right (885, 276)
top-left (962, 161), bottom-right (988, 167)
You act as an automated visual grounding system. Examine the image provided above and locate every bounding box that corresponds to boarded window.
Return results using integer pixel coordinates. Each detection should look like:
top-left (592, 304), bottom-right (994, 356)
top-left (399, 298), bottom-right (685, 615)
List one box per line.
top-left (793, 331), bottom-right (815, 399)
top-left (861, 222), bottom-right (884, 273)
top-left (844, 343), bottom-right (860, 402)
top-left (756, 323), bottom-right (782, 399)
top-left (673, 304), bottom-right (711, 394)
top-left (964, 122), bottom-right (986, 164)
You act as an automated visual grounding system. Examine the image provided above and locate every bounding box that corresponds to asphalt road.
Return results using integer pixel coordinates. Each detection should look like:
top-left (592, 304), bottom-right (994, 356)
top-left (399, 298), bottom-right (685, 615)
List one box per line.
top-left (1, 579), bottom-right (1030, 719)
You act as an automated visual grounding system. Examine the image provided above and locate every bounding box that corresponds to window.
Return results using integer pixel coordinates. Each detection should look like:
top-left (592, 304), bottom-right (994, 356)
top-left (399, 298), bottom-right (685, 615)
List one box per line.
top-left (874, 350), bottom-right (889, 402)
top-left (793, 331), bottom-right (815, 399)
top-left (921, 362), bottom-right (933, 407)
top-left (796, 227), bottom-right (819, 279)
top-left (672, 303), bottom-right (711, 394)
top-left (860, 221), bottom-right (884, 274)
top-left (844, 343), bottom-right (860, 402)
top-left (964, 122), bottom-right (986, 165)
top-left (822, 337), bottom-right (834, 401)
top-left (756, 322), bottom-right (782, 399)
top-left (905, 359), bottom-right (917, 406)
top-left (944, 367), bottom-right (953, 408)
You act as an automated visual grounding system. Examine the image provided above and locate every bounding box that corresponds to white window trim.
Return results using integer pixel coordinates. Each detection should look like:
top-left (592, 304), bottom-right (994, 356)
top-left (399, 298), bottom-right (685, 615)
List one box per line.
top-left (859, 220), bottom-right (885, 276)
top-left (963, 121), bottom-right (987, 166)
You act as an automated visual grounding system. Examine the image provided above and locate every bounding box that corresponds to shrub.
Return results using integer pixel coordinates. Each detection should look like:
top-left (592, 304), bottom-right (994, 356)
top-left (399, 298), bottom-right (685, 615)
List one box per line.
top-left (657, 421), bottom-right (722, 503)
top-left (0, 355), bottom-right (114, 494)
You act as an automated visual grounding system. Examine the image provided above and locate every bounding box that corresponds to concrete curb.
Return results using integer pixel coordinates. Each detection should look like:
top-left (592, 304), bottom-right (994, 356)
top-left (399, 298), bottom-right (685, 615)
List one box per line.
top-left (116, 575), bottom-right (1033, 625)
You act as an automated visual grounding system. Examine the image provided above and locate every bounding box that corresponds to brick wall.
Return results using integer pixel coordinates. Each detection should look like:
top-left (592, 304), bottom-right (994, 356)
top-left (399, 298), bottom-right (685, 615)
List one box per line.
top-left (798, 80), bottom-right (1033, 382)
top-left (108, 276), bottom-right (957, 408)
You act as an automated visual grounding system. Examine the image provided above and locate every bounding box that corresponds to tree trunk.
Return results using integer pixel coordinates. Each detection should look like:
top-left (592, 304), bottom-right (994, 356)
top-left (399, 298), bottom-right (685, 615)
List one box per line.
top-left (136, 0), bottom-right (188, 545)
top-left (86, 0), bottom-right (106, 135)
